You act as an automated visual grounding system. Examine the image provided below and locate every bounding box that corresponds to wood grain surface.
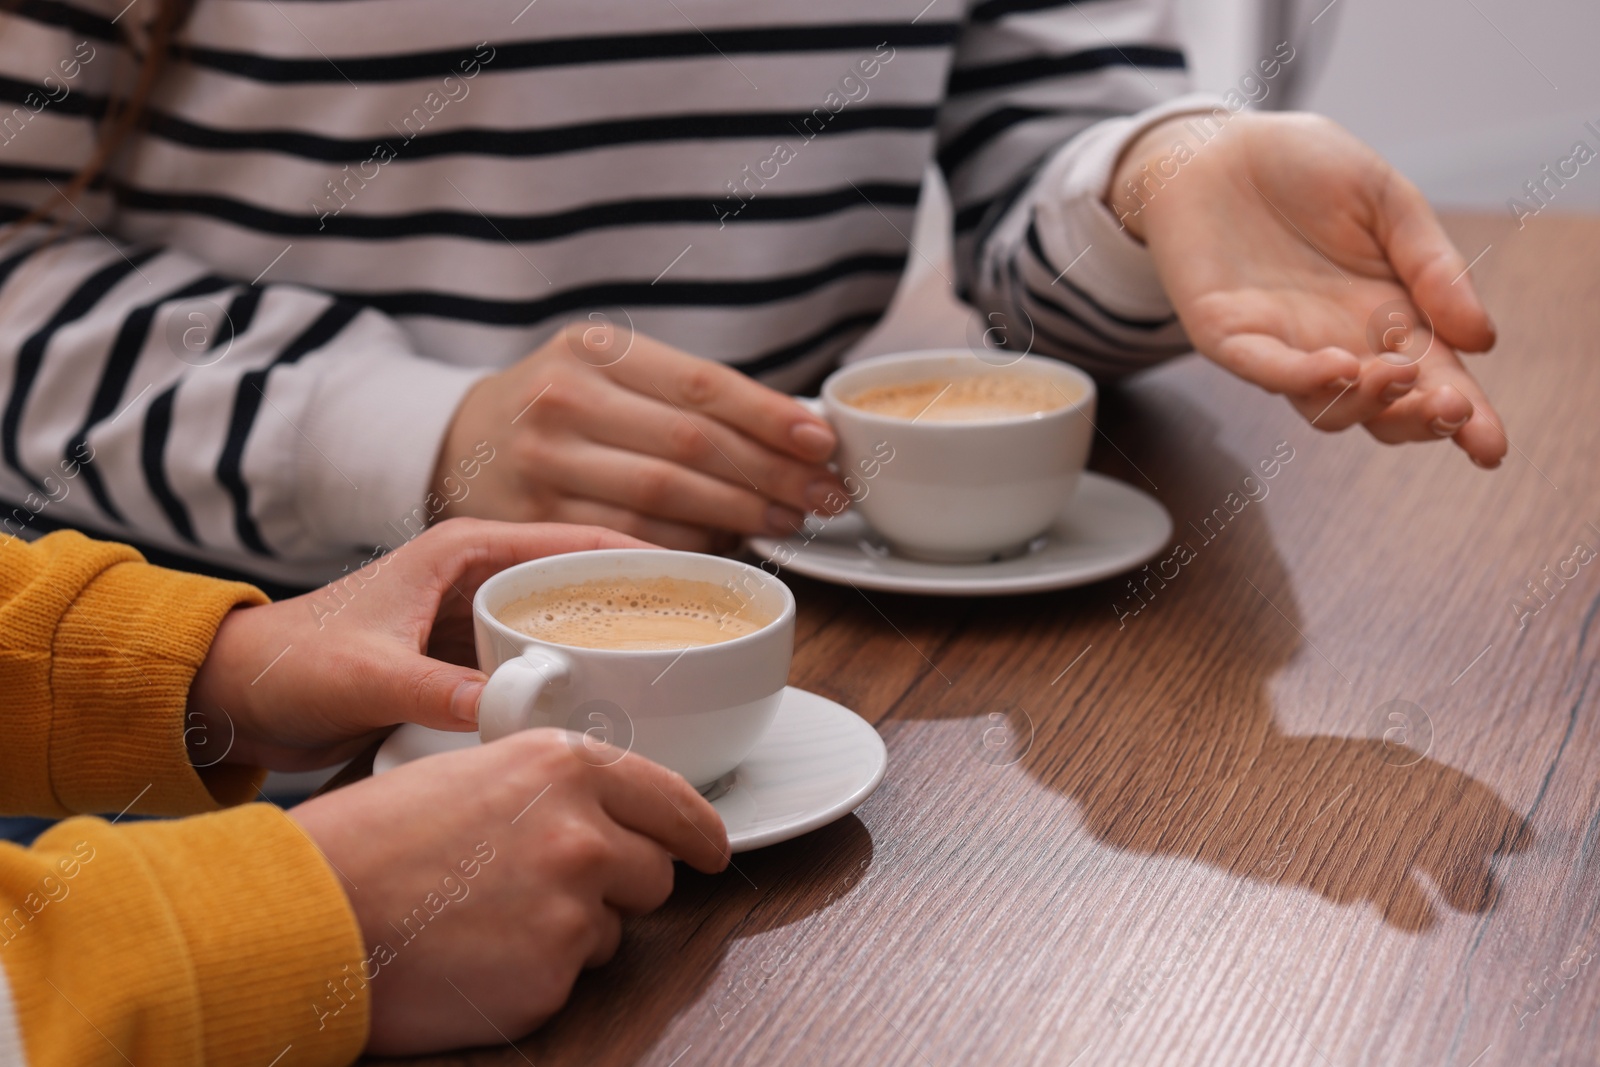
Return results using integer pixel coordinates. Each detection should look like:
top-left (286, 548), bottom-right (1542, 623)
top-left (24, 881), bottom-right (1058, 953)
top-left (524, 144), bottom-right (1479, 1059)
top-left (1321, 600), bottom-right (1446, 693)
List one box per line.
top-left (366, 213), bottom-right (1600, 1067)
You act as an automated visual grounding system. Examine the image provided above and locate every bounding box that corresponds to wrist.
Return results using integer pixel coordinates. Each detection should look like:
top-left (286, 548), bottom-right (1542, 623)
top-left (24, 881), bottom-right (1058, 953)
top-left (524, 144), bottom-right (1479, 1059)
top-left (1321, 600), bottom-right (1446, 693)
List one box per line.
top-left (187, 607), bottom-right (263, 767)
top-left (291, 344), bottom-right (487, 551)
top-left (1104, 113), bottom-right (1217, 243)
top-left (429, 375), bottom-right (491, 523)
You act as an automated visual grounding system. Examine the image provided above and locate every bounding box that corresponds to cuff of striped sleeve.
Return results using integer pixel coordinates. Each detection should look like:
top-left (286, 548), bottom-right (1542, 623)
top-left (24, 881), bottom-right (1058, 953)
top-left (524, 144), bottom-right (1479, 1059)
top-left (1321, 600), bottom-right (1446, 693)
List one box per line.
top-left (292, 345), bottom-right (491, 552)
top-left (18, 807), bottom-right (369, 1067)
top-left (51, 556), bottom-right (269, 817)
top-left (1030, 91), bottom-right (1229, 325)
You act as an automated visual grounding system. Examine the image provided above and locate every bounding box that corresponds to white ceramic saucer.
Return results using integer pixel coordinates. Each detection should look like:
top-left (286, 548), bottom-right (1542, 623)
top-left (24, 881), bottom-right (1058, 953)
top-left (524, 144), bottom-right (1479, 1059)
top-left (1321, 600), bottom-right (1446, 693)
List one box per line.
top-left (746, 471), bottom-right (1171, 597)
top-left (373, 687), bottom-right (886, 854)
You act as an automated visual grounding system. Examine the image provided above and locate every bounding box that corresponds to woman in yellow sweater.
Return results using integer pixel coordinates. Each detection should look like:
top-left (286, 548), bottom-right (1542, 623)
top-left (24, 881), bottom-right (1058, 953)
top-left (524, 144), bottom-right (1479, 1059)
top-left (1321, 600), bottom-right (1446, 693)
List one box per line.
top-left (0, 519), bottom-right (729, 1065)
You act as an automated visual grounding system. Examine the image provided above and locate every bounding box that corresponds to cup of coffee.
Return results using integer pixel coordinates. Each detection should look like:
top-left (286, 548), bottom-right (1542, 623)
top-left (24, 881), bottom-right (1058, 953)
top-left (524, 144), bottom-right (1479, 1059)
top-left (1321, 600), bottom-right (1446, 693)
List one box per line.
top-left (817, 350), bottom-right (1096, 562)
top-left (473, 550), bottom-right (794, 788)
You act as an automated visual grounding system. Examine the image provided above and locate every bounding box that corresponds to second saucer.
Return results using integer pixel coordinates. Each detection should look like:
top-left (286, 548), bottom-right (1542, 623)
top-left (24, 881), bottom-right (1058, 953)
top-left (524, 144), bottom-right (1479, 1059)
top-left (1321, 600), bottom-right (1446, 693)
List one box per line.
top-left (746, 471), bottom-right (1171, 597)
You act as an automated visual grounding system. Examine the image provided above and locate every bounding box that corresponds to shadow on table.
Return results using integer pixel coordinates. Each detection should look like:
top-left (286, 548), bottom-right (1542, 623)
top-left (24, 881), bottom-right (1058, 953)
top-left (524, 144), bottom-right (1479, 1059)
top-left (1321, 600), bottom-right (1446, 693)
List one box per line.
top-left (898, 383), bottom-right (1534, 934)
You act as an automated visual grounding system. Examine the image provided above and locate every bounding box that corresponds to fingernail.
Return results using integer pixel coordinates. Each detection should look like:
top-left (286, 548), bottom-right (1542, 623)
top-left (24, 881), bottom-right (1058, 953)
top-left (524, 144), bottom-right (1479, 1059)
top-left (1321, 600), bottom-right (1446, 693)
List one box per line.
top-left (765, 504), bottom-right (803, 536)
top-left (1473, 455), bottom-right (1502, 470)
top-left (1329, 376), bottom-right (1358, 391)
top-left (453, 676), bottom-right (487, 723)
top-left (1380, 381), bottom-right (1414, 402)
top-left (805, 479), bottom-right (842, 513)
top-left (790, 422), bottom-right (835, 460)
top-left (1430, 415), bottom-right (1469, 436)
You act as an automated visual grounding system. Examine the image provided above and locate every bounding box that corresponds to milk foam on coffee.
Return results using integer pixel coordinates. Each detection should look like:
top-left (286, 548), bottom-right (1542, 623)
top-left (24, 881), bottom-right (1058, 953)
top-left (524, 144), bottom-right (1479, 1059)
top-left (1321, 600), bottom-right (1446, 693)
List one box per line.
top-left (844, 373), bottom-right (1074, 422)
top-left (498, 576), bottom-right (767, 651)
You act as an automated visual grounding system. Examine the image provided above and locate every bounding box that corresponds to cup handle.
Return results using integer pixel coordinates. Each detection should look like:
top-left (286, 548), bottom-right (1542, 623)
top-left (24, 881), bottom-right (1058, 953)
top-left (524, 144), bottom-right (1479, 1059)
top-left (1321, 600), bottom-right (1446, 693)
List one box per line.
top-left (477, 648), bottom-right (571, 743)
top-left (796, 395), bottom-right (826, 419)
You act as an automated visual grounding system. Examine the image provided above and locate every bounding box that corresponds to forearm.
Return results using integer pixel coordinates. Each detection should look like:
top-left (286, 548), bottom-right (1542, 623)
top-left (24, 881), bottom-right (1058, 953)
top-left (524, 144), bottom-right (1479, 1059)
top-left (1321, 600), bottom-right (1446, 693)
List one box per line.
top-left (0, 222), bottom-right (484, 570)
top-left (1105, 111), bottom-right (1238, 242)
top-left (963, 96), bottom-right (1220, 376)
top-left (0, 807), bottom-right (367, 1067)
top-left (936, 0), bottom-right (1212, 375)
top-left (0, 531), bottom-right (266, 818)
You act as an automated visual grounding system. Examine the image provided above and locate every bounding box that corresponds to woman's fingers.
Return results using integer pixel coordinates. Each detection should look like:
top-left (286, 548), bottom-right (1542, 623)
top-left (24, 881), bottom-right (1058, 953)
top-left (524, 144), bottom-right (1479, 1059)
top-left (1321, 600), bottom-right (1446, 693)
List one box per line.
top-left (582, 904), bottom-right (626, 968)
top-left (1364, 385), bottom-right (1472, 443)
top-left (392, 518), bottom-right (651, 599)
top-left (1374, 168), bottom-right (1497, 354)
top-left (1290, 353), bottom-right (1421, 432)
top-left (1453, 407), bottom-right (1508, 468)
top-left (604, 334), bottom-right (837, 462)
top-left (579, 385), bottom-right (843, 516)
top-left (593, 749), bottom-right (730, 873)
top-left (545, 498), bottom-right (718, 552)
top-left (539, 440), bottom-right (804, 537)
top-left (600, 826), bottom-right (679, 917)
top-left (1210, 334), bottom-right (1360, 396)
top-left (1416, 351), bottom-right (1505, 466)
top-left (1363, 350), bottom-right (1507, 466)
top-left (1205, 330), bottom-right (1431, 434)
top-left (1236, 323), bottom-right (1504, 466)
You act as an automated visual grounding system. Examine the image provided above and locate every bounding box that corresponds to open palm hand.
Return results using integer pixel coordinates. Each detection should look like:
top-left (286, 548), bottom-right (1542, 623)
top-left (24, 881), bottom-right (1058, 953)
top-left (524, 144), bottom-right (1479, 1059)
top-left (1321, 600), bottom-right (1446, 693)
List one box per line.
top-left (1112, 111), bottom-right (1504, 466)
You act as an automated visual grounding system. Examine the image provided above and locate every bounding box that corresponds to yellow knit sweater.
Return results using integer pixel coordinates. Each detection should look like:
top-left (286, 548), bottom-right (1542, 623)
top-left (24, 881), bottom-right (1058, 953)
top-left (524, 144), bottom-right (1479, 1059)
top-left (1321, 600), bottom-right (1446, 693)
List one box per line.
top-left (0, 531), bottom-right (370, 1065)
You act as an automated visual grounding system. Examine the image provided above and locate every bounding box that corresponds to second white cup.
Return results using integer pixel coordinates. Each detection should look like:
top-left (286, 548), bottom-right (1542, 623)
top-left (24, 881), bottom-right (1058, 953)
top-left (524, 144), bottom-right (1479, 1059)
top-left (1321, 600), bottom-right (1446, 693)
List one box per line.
top-left (817, 350), bottom-right (1097, 562)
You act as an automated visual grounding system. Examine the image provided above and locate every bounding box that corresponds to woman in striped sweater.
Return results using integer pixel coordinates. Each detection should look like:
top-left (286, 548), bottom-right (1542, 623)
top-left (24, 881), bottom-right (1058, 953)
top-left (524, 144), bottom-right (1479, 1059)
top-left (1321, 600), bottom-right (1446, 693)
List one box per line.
top-left (0, 0), bottom-right (1502, 592)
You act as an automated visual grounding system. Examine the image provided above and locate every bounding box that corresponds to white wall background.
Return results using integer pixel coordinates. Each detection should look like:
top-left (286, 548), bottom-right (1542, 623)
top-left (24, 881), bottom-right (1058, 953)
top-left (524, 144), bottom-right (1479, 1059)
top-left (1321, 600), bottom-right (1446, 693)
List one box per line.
top-left (1237, 0), bottom-right (1600, 213)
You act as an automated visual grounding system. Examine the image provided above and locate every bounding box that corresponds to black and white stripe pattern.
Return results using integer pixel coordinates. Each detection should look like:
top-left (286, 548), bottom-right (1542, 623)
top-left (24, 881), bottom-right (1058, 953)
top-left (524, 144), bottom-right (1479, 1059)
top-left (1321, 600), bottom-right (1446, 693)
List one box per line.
top-left (0, 0), bottom-right (1198, 586)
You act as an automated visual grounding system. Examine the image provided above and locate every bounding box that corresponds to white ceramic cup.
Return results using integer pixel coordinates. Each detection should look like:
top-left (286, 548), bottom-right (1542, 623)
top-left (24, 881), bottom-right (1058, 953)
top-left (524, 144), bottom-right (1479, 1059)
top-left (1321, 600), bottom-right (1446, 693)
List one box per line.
top-left (817, 350), bottom-right (1097, 562)
top-left (473, 550), bottom-right (795, 788)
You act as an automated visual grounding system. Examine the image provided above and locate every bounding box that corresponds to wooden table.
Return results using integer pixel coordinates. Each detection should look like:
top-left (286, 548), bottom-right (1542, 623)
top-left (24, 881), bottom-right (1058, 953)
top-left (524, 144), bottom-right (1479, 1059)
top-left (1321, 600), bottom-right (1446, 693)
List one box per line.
top-left (370, 213), bottom-right (1600, 1066)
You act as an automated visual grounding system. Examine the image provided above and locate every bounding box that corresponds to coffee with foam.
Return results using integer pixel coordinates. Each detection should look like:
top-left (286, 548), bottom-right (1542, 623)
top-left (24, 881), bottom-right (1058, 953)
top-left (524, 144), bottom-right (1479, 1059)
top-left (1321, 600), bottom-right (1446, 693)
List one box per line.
top-left (844, 373), bottom-right (1075, 422)
top-left (497, 576), bottom-right (768, 651)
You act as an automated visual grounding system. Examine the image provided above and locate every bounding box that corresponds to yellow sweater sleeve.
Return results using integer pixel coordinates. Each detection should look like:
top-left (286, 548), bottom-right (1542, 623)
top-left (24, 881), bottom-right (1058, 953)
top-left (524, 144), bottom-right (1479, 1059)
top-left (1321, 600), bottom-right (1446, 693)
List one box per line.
top-left (0, 530), bottom-right (268, 816)
top-left (0, 532), bottom-right (371, 1065)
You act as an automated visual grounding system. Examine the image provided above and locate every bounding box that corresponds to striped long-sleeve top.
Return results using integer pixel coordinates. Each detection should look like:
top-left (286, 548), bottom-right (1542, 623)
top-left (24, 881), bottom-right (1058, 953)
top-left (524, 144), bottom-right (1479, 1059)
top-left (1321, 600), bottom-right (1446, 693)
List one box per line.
top-left (0, 0), bottom-right (1201, 588)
